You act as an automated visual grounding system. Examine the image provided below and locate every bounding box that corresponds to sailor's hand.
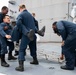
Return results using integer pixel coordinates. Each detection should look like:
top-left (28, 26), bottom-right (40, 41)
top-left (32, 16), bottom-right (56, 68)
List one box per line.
top-left (60, 54), bottom-right (64, 60)
top-left (61, 41), bottom-right (64, 46)
top-left (5, 35), bottom-right (11, 39)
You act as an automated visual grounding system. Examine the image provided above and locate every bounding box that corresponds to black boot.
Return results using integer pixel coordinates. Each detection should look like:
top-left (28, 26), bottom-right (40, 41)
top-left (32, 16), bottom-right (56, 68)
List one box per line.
top-left (15, 61), bottom-right (24, 72)
top-left (8, 51), bottom-right (17, 60)
top-left (14, 51), bottom-right (19, 56)
top-left (27, 29), bottom-right (34, 41)
top-left (30, 57), bottom-right (39, 65)
top-left (60, 65), bottom-right (74, 70)
top-left (37, 26), bottom-right (45, 36)
top-left (1, 54), bottom-right (10, 67)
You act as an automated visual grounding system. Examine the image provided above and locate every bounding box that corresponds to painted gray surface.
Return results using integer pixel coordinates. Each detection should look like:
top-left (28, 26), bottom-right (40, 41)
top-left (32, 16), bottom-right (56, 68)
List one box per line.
top-left (8, 0), bottom-right (76, 42)
top-left (0, 43), bottom-right (76, 75)
top-left (8, 0), bottom-right (71, 42)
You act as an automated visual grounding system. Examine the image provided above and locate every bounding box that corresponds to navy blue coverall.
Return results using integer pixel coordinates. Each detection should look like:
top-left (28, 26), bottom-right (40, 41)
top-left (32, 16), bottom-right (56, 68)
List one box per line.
top-left (0, 13), bottom-right (5, 56)
top-left (0, 12), bottom-right (5, 23)
top-left (16, 10), bottom-right (37, 61)
top-left (0, 22), bottom-right (14, 55)
top-left (56, 20), bottom-right (76, 69)
top-left (33, 17), bottom-right (39, 30)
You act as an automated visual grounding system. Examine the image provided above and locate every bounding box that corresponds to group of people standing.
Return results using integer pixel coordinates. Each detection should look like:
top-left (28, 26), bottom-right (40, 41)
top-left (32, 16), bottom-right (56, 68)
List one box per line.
top-left (0, 6), bottom-right (17, 68)
top-left (0, 4), bottom-right (76, 72)
top-left (0, 4), bottom-right (45, 72)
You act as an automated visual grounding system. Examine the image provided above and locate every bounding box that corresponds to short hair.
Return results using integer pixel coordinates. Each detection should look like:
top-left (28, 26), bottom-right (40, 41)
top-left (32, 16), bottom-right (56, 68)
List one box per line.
top-left (3, 15), bottom-right (10, 19)
top-left (52, 21), bottom-right (57, 26)
top-left (19, 4), bottom-right (26, 9)
top-left (1, 6), bottom-right (8, 10)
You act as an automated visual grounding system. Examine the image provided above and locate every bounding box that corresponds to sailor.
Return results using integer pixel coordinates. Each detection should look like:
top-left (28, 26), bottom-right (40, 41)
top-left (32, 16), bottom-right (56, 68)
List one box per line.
top-left (32, 12), bottom-right (44, 41)
top-left (0, 6), bottom-right (8, 58)
top-left (0, 15), bottom-right (17, 67)
top-left (15, 4), bottom-right (40, 72)
top-left (52, 20), bottom-right (76, 70)
top-left (32, 13), bottom-right (45, 37)
top-left (14, 12), bottom-right (45, 56)
top-left (32, 13), bottom-right (39, 30)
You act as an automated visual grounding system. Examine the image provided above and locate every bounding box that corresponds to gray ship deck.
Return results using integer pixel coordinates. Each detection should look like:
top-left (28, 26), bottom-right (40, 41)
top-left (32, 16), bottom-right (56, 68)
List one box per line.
top-left (0, 43), bottom-right (76, 75)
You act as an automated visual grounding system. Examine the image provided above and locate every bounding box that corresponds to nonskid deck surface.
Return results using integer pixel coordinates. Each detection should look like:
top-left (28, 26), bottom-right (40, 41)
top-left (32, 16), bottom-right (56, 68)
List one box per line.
top-left (0, 43), bottom-right (76, 75)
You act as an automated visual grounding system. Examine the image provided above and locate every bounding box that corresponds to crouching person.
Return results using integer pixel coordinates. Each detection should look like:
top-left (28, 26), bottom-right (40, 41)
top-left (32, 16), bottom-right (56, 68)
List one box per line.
top-left (52, 21), bottom-right (76, 70)
top-left (0, 15), bottom-right (17, 67)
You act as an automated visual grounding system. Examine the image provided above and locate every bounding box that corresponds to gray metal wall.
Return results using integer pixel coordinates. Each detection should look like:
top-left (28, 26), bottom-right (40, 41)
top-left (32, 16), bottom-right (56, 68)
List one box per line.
top-left (8, 0), bottom-right (74, 42)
